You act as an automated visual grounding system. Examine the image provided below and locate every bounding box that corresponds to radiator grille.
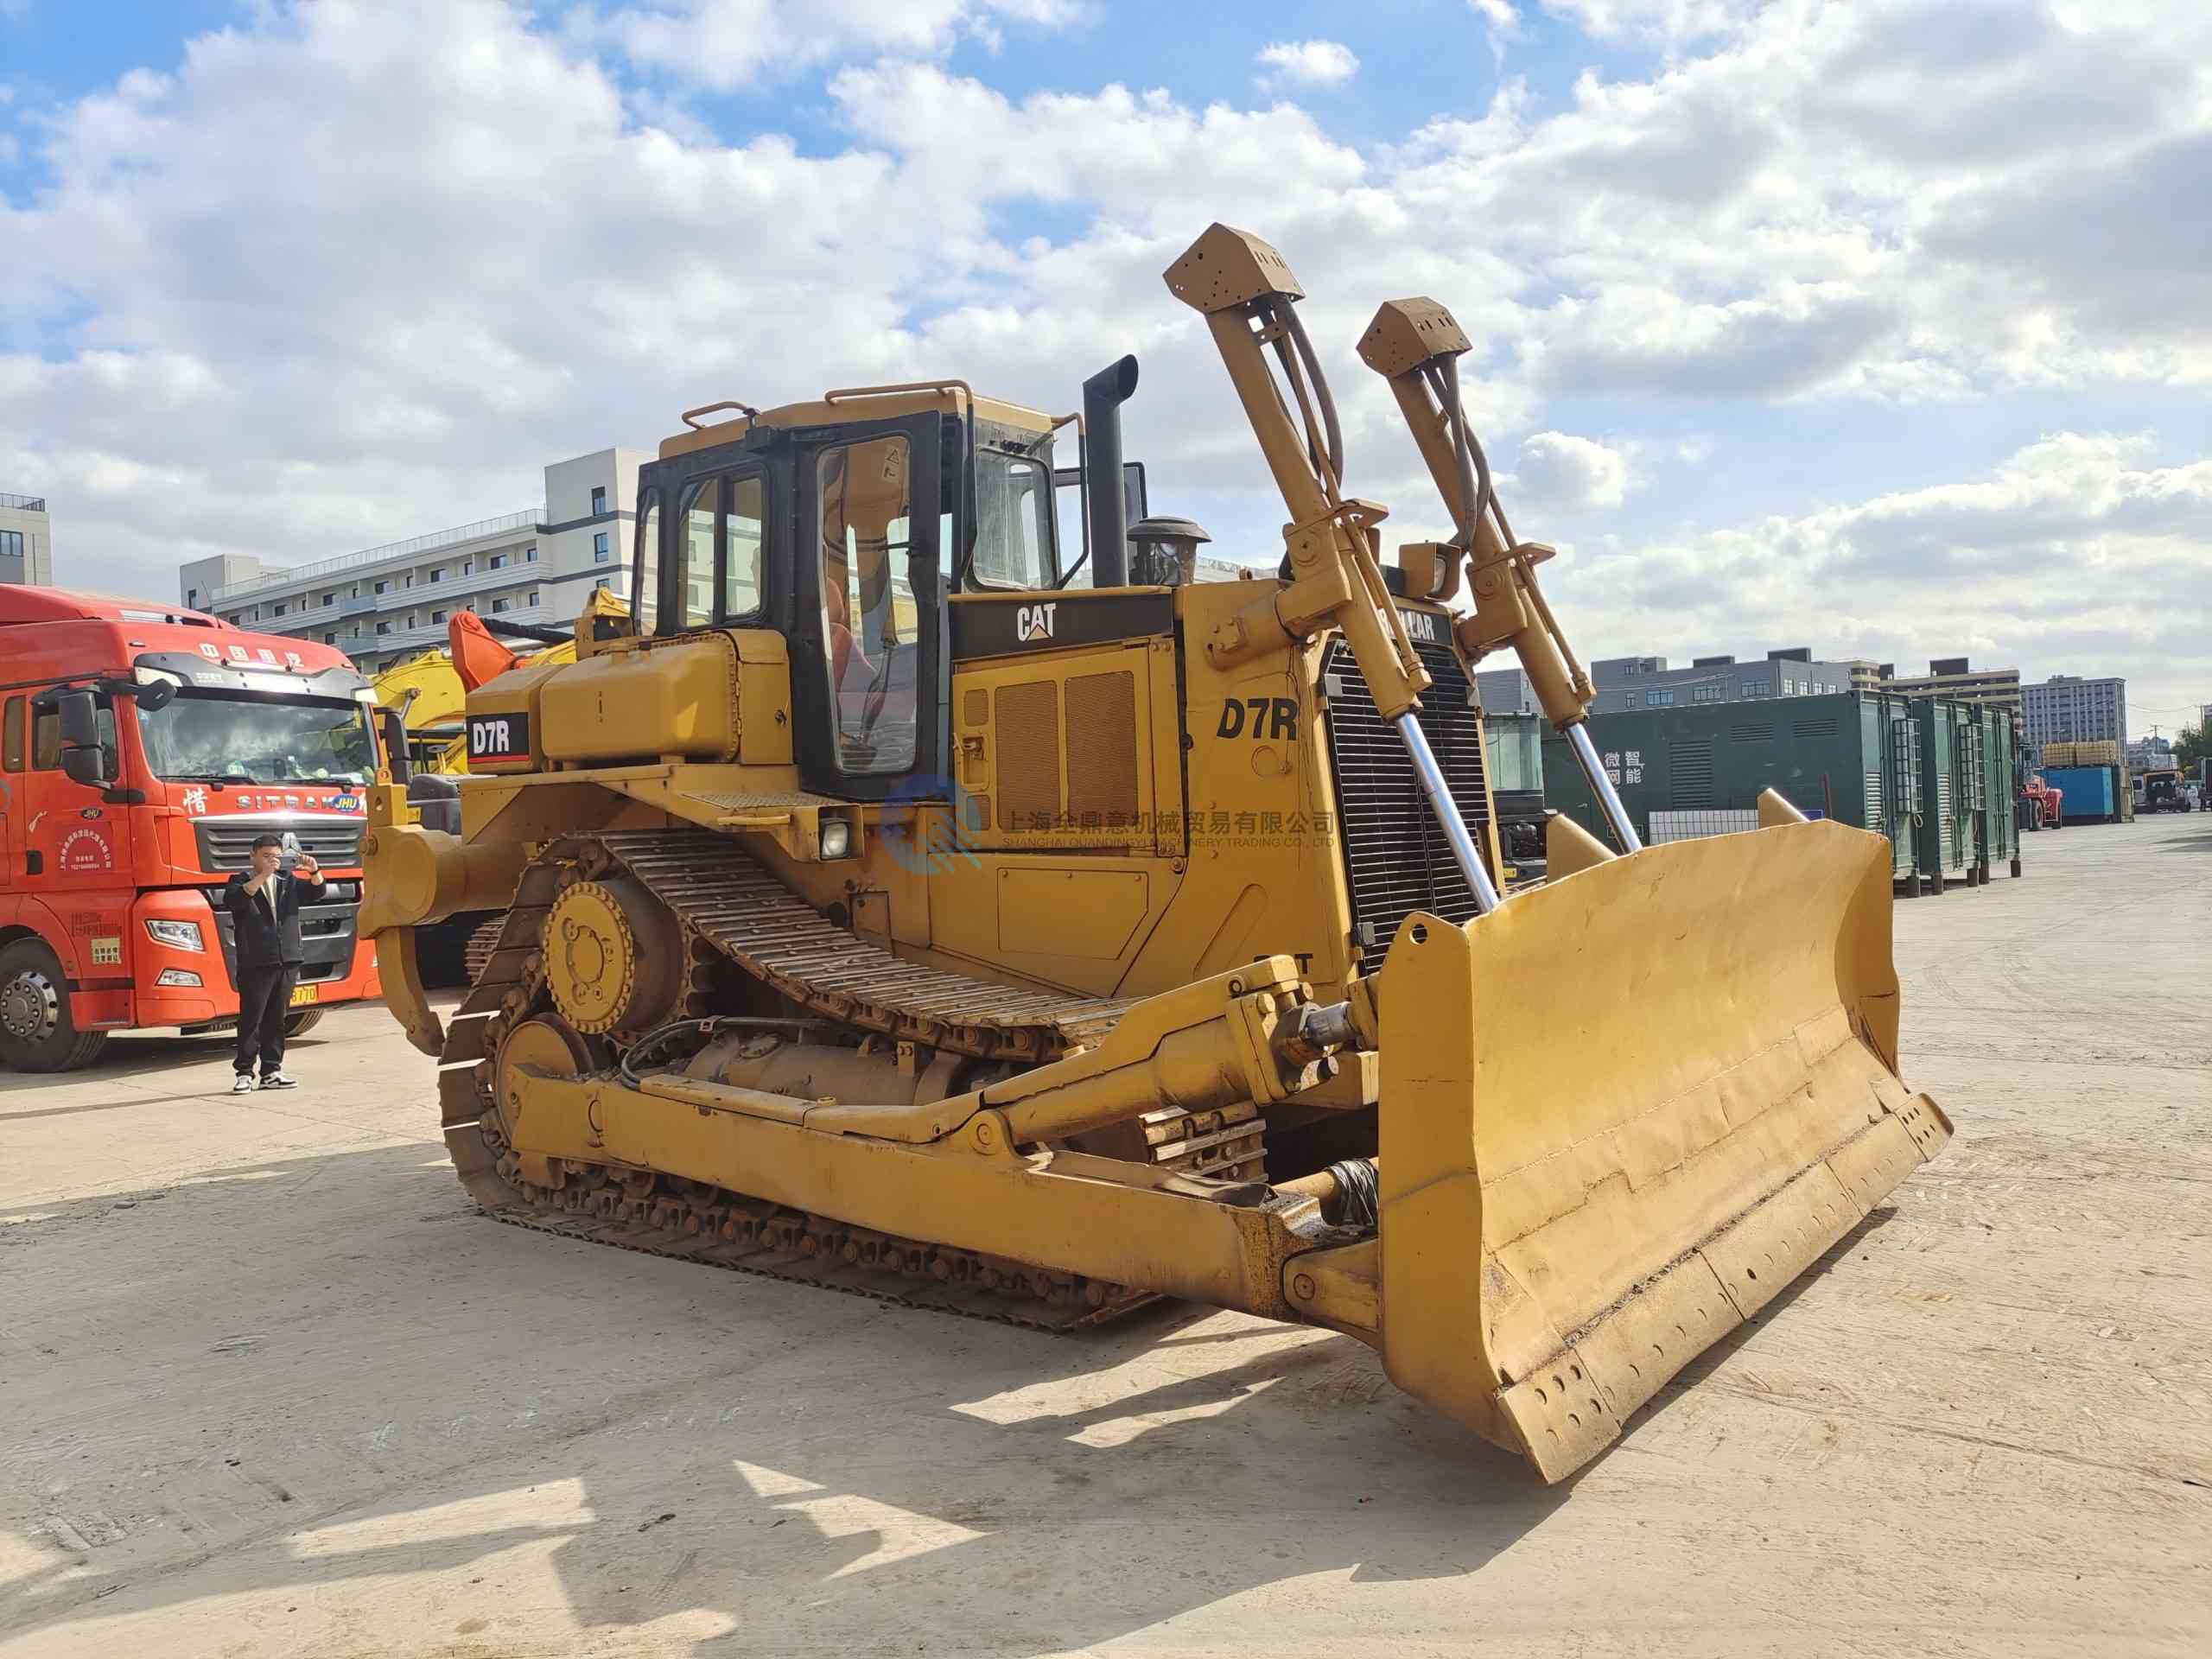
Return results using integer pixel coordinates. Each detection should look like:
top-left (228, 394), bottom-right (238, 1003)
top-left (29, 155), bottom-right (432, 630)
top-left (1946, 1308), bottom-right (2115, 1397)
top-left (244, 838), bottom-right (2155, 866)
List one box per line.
top-left (1319, 639), bottom-right (1491, 965)
top-left (1864, 770), bottom-right (1883, 828)
top-left (193, 815), bottom-right (365, 874)
top-left (1064, 671), bottom-right (1139, 825)
top-left (994, 680), bottom-right (1060, 835)
top-left (1937, 772), bottom-right (1953, 862)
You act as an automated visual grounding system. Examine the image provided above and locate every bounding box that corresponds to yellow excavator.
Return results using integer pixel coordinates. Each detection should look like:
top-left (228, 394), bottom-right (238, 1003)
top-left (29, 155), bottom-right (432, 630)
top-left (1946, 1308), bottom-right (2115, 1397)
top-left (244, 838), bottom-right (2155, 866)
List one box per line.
top-left (359, 226), bottom-right (1950, 1482)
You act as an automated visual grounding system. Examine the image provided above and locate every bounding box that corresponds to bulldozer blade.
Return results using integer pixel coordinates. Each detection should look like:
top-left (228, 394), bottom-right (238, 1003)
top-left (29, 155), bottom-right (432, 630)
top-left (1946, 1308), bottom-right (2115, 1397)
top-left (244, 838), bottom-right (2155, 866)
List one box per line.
top-left (1371, 819), bottom-right (1949, 1481)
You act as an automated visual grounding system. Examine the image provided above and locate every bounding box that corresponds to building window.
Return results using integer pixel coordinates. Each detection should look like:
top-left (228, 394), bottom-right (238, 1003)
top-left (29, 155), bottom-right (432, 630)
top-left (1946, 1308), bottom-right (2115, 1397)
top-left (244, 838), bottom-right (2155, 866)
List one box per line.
top-left (323, 632), bottom-right (337, 645)
top-left (272, 602), bottom-right (287, 617)
top-left (525, 589), bottom-right (539, 606)
top-left (461, 560), bottom-right (473, 575)
top-left (321, 591), bottom-right (336, 606)
top-left (1692, 683), bottom-right (1722, 702)
top-left (595, 577), bottom-right (611, 591)
top-left (594, 531), bottom-right (611, 563)
top-left (186, 587), bottom-right (198, 607)
top-left (431, 609), bottom-right (447, 624)
top-left (375, 620), bottom-right (392, 635)
top-left (1645, 689), bottom-right (1675, 707)
top-left (429, 567), bottom-right (443, 583)
top-left (524, 545), bottom-right (537, 563)
top-left (591, 486), bottom-right (607, 515)
top-left (0, 530), bottom-right (23, 560)
top-left (491, 553), bottom-right (507, 569)
top-left (373, 580), bottom-right (388, 594)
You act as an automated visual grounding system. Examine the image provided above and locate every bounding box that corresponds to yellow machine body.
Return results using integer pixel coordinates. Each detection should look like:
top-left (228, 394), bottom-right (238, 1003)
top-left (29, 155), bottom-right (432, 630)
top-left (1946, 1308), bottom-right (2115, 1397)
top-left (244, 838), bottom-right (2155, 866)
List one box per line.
top-left (361, 226), bottom-right (1950, 1482)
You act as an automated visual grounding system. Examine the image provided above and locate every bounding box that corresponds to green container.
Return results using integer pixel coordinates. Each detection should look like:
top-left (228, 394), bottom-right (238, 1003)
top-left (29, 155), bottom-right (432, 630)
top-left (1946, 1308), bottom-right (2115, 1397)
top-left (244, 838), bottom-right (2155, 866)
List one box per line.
top-left (1971, 705), bottom-right (2023, 880)
top-left (1912, 698), bottom-right (1965, 891)
top-left (1541, 691), bottom-right (1924, 890)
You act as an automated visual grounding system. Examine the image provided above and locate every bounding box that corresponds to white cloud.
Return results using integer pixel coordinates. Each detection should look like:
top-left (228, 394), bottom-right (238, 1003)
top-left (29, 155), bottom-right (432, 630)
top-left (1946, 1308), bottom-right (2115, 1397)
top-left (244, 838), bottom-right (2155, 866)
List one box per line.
top-left (1469, 1), bottom-right (1521, 29)
top-left (1567, 433), bottom-right (2212, 715)
top-left (569, 0), bottom-right (1083, 91)
top-left (1255, 40), bottom-right (1360, 88)
top-left (1541, 1), bottom-right (1753, 41)
top-left (1508, 432), bottom-right (1634, 512)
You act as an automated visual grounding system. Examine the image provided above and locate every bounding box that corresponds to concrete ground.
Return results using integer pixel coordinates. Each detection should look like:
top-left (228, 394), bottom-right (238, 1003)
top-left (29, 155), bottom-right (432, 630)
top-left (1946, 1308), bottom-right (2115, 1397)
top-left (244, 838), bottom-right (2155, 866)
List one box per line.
top-left (3, 815), bottom-right (2208, 1657)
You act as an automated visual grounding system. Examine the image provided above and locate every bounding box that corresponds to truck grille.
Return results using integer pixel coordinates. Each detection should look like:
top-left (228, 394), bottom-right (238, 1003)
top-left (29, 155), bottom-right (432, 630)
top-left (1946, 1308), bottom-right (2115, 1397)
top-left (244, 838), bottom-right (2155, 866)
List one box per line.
top-left (194, 816), bottom-right (365, 874)
top-left (1319, 638), bottom-right (1494, 966)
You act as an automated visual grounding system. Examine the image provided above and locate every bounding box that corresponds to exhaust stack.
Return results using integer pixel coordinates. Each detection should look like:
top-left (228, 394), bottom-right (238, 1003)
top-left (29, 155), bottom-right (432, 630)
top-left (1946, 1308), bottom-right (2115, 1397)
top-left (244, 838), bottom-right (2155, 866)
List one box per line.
top-left (1083, 355), bottom-right (1139, 588)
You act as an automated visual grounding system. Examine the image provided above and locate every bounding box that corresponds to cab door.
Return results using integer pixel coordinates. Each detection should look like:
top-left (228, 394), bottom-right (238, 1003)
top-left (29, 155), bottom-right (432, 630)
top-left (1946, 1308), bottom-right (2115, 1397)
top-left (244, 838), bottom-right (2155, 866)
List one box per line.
top-left (791, 414), bottom-right (948, 800)
top-left (21, 691), bottom-right (134, 972)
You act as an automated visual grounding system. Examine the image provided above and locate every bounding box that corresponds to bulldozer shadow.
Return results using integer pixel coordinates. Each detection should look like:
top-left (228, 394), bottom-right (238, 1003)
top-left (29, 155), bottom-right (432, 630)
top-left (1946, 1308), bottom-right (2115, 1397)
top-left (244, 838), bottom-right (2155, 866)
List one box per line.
top-left (6, 1138), bottom-right (1582, 1656)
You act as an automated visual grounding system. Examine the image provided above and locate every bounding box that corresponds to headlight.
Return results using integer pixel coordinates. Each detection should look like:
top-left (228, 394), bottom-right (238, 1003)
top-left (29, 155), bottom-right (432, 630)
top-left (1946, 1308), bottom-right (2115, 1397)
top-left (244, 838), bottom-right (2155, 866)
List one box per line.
top-left (145, 918), bottom-right (205, 951)
top-left (819, 819), bottom-right (852, 859)
top-left (155, 969), bottom-right (204, 988)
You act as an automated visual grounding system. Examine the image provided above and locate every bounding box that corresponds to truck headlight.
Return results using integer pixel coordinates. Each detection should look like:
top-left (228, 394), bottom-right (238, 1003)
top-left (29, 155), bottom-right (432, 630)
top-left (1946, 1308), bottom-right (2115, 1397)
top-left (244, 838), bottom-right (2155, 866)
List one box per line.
top-left (145, 918), bottom-right (205, 952)
top-left (820, 819), bottom-right (852, 859)
top-left (156, 969), bottom-right (204, 988)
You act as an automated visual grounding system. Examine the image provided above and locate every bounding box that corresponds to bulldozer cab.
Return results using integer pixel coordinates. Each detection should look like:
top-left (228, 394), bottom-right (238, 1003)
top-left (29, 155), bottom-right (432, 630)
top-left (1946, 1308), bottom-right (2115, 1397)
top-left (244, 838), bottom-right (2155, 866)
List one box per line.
top-left (630, 396), bottom-right (1103, 802)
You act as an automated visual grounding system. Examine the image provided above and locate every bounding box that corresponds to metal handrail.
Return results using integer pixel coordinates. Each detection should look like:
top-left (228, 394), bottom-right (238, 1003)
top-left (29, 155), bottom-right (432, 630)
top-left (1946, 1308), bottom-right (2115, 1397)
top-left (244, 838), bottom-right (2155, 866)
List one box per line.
top-left (0, 493), bottom-right (48, 512)
top-left (208, 507), bottom-right (544, 602)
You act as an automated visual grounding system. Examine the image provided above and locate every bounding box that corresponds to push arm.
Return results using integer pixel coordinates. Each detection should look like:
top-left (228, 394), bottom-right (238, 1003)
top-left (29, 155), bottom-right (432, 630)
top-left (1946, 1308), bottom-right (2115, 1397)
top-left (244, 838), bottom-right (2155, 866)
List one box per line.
top-left (1358, 298), bottom-right (1643, 855)
top-left (1165, 225), bottom-right (1501, 912)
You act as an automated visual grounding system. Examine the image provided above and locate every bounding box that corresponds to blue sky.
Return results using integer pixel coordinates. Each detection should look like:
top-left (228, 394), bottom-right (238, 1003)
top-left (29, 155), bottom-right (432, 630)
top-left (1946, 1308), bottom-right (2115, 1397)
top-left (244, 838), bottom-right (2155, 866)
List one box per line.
top-left (2, 0), bottom-right (2207, 727)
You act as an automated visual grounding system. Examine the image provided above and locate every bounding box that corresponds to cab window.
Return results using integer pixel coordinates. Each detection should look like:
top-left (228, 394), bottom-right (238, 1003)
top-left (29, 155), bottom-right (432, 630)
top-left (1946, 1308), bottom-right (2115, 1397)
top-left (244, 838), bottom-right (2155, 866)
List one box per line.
top-left (3, 696), bottom-right (22, 772)
top-left (671, 480), bottom-right (718, 631)
top-left (32, 702), bottom-right (118, 773)
top-left (722, 474), bottom-right (766, 620)
top-left (817, 435), bottom-right (917, 775)
top-left (664, 472), bottom-right (767, 633)
top-left (971, 451), bottom-right (1052, 588)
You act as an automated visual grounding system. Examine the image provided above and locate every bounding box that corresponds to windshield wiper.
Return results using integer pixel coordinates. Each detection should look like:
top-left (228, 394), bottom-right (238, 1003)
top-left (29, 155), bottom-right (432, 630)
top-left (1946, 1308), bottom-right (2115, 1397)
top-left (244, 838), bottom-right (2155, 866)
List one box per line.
top-left (167, 772), bottom-right (256, 785)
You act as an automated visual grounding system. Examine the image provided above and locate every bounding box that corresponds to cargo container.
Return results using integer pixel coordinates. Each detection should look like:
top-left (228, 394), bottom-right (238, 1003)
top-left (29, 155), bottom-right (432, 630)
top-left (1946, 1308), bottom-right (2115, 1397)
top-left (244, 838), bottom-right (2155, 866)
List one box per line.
top-left (1912, 698), bottom-right (1969, 891)
top-left (2040, 764), bottom-right (2120, 823)
top-left (1978, 709), bottom-right (2023, 878)
top-left (1541, 691), bottom-right (1928, 892)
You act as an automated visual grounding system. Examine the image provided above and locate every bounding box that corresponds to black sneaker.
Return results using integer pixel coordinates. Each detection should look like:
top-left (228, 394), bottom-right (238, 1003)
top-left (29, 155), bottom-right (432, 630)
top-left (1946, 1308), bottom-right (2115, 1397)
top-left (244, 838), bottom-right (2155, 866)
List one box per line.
top-left (260, 1071), bottom-right (298, 1090)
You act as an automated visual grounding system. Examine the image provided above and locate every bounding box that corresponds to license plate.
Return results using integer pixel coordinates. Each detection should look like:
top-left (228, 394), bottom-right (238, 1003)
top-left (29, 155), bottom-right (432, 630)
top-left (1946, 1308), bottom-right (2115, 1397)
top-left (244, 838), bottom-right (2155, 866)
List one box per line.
top-left (289, 983), bottom-right (320, 1007)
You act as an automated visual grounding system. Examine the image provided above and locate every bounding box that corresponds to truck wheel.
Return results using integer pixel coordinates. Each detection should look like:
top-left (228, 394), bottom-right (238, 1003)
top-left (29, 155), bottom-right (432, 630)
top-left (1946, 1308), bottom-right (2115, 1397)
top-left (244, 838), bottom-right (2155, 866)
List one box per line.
top-left (283, 1008), bottom-right (324, 1039)
top-left (0, 940), bottom-right (110, 1072)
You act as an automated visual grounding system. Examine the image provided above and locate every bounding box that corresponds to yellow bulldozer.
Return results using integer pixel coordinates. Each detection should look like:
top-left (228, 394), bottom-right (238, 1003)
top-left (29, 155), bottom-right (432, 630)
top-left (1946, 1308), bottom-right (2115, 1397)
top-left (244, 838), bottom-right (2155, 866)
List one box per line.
top-left (359, 226), bottom-right (1949, 1482)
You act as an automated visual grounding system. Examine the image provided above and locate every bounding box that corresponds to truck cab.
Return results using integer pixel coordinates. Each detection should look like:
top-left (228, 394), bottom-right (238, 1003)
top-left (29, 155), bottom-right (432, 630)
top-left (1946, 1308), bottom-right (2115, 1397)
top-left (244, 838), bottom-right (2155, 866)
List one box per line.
top-left (0, 588), bottom-right (384, 1071)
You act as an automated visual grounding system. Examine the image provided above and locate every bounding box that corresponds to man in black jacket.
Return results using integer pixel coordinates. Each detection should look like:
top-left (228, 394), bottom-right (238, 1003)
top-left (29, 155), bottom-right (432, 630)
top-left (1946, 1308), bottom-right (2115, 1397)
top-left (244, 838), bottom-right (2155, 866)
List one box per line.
top-left (223, 833), bottom-right (324, 1092)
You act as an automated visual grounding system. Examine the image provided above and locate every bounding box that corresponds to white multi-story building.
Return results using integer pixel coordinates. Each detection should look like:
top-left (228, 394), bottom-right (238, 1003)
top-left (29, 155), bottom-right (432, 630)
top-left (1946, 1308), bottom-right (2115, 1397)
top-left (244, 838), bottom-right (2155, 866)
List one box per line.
top-left (2020, 674), bottom-right (2127, 753)
top-left (179, 450), bottom-right (645, 676)
top-left (1, 493), bottom-right (54, 586)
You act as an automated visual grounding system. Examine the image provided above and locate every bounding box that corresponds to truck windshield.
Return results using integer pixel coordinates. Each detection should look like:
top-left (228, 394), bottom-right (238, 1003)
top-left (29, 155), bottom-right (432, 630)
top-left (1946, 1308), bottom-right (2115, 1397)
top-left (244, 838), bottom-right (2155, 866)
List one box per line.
top-left (137, 692), bottom-right (376, 785)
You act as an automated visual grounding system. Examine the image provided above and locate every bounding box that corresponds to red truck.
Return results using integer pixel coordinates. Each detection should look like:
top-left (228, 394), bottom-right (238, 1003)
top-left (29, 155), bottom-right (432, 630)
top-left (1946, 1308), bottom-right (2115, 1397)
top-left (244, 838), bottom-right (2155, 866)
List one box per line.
top-left (0, 587), bottom-right (382, 1070)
